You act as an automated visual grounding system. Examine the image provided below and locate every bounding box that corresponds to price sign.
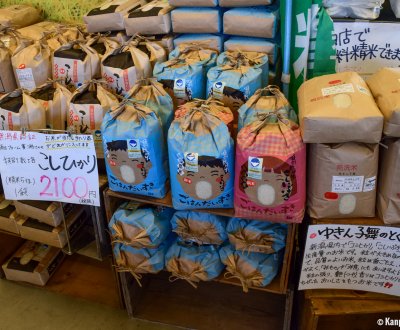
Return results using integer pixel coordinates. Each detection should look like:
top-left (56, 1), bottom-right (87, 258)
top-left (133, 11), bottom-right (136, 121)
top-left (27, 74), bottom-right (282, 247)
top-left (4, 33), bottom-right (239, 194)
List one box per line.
top-left (299, 224), bottom-right (400, 297)
top-left (0, 131), bottom-right (100, 206)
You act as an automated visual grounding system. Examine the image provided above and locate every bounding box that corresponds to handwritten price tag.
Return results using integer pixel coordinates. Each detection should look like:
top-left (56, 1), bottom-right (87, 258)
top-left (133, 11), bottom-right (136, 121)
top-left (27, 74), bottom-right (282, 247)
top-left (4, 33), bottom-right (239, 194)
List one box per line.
top-left (0, 131), bottom-right (100, 206)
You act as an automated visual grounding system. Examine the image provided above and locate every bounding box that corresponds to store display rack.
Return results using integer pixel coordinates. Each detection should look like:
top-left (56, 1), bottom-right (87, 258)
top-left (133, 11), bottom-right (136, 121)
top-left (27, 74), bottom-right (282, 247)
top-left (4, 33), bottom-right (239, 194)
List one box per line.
top-left (104, 188), bottom-right (297, 329)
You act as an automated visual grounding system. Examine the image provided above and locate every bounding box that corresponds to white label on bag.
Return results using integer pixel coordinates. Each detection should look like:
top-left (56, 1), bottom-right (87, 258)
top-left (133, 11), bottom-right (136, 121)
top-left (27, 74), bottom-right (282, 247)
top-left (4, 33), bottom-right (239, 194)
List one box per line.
top-left (184, 152), bottom-right (198, 172)
top-left (332, 176), bottom-right (364, 193)
top-left (127, 139), bottom-right (142, 159)
top-left (357, 85), bottom-right (370, 95)
top-left (363, 176), bottom-right (376, 192)
top-left (322, 83), bottom-right (354, 96)
top-left (247, 157), bottom-right (263, 180)
top-left (212, 81), bottom-right (225, 100)
top-left (174, 79), bottom-right (186, 98)
top-left (16, 68), bottom-right (36, 91)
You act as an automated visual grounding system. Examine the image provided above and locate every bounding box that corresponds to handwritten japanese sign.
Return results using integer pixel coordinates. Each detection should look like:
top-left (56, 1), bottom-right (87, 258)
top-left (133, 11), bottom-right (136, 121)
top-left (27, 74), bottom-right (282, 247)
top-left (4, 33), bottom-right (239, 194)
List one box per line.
top-left (299, 224), bottom-right (400, 297)
top-left (0, 131), bottom-right (100, 206)
top-left (334, 22), bottom-right (400, 75)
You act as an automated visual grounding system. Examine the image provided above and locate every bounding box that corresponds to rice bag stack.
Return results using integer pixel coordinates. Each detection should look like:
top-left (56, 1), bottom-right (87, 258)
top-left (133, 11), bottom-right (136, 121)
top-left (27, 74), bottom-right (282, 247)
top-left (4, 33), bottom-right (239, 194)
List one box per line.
top-left (153, 58), bottom-right (205, 107)
top-left (169, 0), bottom-right (218, 6)
top-left (168, 105), bottom-right (235, 210)
top-left (171, 210), bottom-right (228, 245)
top-left (102, 100), bottom-right (169, 197)
top-left (227, 218), bottom-right (287, 254)
top-left (173, 34), bottom-right (223, 52)
top-left (0, 5), bottom-right (42, 29)
top-left (69, 81), bottom-right (118, 157)
top-left (52, 41), bottom-right (101, 88)
top-left (0, 90), bottom-right (46, 130)
top-left (30, 82), bottom-right (72, 130)
top-left (219, 0), bottom-right (272, 6)
top-left (171, 7), bottom-right (222, 34)
top-left (124, 0), bottom-right (174, 36)
top-left (84, 0), bottom-right (148, 33)
top-left (235, 98), bottom-right (306, 222)
top-left (323, 0), bottom-right (384, 19)
top-left (11, 40), bottom-right (52, 91)
top-left (102, 39), bottom-right (166, 96)
top-left (0, 41), bottom-right (17, 93)
top-left (223, 7), bottom-right (278, 39)
top-left (165, 239), bottom-right (224, 287)
top-left (238, 86), bottom-right (298, 130)
top-left (127, 78), bottom-right (174, 138)
top-left (219, 244), bottom-right (282, 292)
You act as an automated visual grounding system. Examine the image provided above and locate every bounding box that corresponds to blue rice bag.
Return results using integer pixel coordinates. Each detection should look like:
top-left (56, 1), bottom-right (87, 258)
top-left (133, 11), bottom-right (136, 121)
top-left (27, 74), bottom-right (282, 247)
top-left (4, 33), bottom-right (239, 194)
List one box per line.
top-left (109, 203), bottom-right (173, 248)
top-left (168, 107), bottom-right (235, 210)
top-left (171, 210), bottom-right (228, 245)
top-left (102, 101), bottom-right (168, 198)
top-left (171, 7), bottom-right (222, 34)
top-left (165, 239), bottom-right (225, 286)
top-left (219, 244), bottom-right (282, 292)
top-left (224, 36), bottom-right (278, 65)
top-left (207, 63), bottom-right (262, 116)
top-left (127, 78), bottom-right (174, 139)
top-left (174, 34), bottom-right (223, 52)
top-left (169, 44), bottom-right (218, 73)
top-left (154, 58), bottom-right (205, 107)
top-left (223, 7), bottom-right (279, 39)
top-left (216, 50), bottom-right (269, 86)
top-left (238, 86), bottom-right (298, 130)
top-left (227, 218), bottom-right (287, 254)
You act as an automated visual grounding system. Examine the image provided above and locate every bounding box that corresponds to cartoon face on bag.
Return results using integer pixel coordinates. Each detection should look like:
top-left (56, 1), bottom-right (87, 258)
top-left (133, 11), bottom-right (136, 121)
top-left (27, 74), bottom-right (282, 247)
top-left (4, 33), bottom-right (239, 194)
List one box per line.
top-left (160, 79), bottom-right (192, 106)
top-left (210, 85), bottom-right (246, 112)
top-left (239, 156), bottom-right (297, 207)
top-left (106, 140), bottom-right (152, 185)
top-left (177, 155), bottom-right (230, 200)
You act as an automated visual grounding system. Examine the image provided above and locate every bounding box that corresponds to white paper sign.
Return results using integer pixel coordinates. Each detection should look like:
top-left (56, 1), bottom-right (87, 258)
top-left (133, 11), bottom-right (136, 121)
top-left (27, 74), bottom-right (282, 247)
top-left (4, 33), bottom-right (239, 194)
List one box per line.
top-left (0, 131), bottom-right (100, 206)
top-left (331, 175), bottom-right (364, 193)
top-left (334, 22), bottom-right (400, 75)
top-left (299, 224), bottom-right (400, 297)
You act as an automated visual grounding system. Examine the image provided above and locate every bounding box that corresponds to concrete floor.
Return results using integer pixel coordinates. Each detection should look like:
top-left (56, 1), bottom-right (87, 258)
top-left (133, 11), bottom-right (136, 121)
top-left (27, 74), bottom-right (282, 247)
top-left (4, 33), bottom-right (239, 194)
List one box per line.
top-left (0, 279), bottom-right (178, 330)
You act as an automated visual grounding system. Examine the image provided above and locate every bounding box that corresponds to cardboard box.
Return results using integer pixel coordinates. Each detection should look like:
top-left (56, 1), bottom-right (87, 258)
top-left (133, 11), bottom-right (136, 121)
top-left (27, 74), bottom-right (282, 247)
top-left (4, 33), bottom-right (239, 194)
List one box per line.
top-left (2, 240), bottom-right (64, 286)
top-left (0, 196), bottom-right (23, 235)
top-left (17, 207), bottom-right (90, 248)
top-left (14, 200), bottom-right (75, 227)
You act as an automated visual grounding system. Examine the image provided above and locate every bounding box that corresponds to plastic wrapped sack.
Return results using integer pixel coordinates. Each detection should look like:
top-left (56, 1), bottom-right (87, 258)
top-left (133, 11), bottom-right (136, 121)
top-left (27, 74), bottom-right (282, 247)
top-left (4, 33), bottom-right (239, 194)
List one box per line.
top-left (102, 100), bottom-right (169, 198)
top-left (227, 218), bottom-right (287, 254)
top-left (323, 0), bottom-right (384, 19)
top-left (168, 107), bottom-right (235, 210)
top-left (53, 41), bottom-right (100, 88)
top-left (238, 86), bottom-right (298, 131)
top-left (165, 239), bottom-right (224, 287)
top-left (102, 40), bottom-right (166, 96)
top-left (109, 203), bottom-right (173, 248)
top-left (0, 5), bottom-right (42, 29)
top-left (171, 7), bottom-right (222, 34)
top-left (169, 0), bottom-right (218, 6)
top-left (113, 241), bottom-right (169, 286)
top-left (174, 34), bottom-right (223, 52)
top-left (169, 43), bottom-right (218, 73)
top-left (124, 0), bottom-right (173, 36)
top-left (30, 81), bottom-right (72, 130)
top-left (217, 50), bottom-right (269, 86)
top-left (11, 40), bottom-right (51, 91)
top-left (84, 0), bottom-right (148, 33)
top-left (219, 244), bottom-right (281, 292)
top-left (154, 58), bottom-right (205, 107)
top-left (69, 81), bottom-right (119, 157)
top-left (171, 210), bottom-right (227, 245)
top-left (224, 7), bottom-right (278, 39)
top-left (234, 112), bottom-right (306, 223)
top-left (0, 90), bottom-right (46, 130)
top-left (220, 0), bottom-right (272, 6)
top-left (0, 42), bottom-right (17, 93)
top-left (224, 36), bottom-right (277, 65)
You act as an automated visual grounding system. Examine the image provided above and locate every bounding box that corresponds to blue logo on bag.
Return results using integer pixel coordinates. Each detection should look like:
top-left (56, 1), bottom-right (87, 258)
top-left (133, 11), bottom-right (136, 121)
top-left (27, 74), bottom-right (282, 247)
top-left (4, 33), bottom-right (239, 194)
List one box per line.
top-left (215, 82), bottom-right (223, 89)
top-left (186, 153), bottom-right (196, 162)
top-left (176, 79), bottom-right (184, 87)
top-left (94, 130), bottom-right (101, 137)
top-left (250, 158), bottom-right (260, 168)
top-left (129, 140), bottom-right (138, 148)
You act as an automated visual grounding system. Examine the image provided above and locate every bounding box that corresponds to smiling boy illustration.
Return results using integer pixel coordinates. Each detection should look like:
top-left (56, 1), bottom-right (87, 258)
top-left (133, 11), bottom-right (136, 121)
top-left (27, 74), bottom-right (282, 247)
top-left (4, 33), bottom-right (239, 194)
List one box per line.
top-left (177, 155), bottom-right (230, 200)
top-left (106, 140), bottom-right (152, 185)
top-left (239, 156), bottom-right (297, 207)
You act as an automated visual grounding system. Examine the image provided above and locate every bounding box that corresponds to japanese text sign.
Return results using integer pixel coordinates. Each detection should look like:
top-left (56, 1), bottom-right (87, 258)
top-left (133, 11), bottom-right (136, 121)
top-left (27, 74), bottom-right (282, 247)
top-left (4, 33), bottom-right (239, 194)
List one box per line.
top-left (299, 224), bottom-right (400, 297)
top-left (334, 22), bottom-right (400, 75)
top-left (0, 131), bottom-right (100, 206)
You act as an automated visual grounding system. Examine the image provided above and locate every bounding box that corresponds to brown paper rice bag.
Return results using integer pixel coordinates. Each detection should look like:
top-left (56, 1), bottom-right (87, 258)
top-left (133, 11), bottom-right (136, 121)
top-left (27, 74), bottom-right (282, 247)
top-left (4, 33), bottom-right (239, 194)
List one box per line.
top-left (367, 67), bottom-right (400, 137)
top-left (298, 71), bottom-right (384, 143)
top-left (0, 28), bottom-right (32, 55)
top-left (307, 142), bottom-right (379, 219)
top-left (0, 42), bottom-right (17, 93)
top-left (17, 21), bottom-right (61, 41)
top-left (377, 139), bottom-right (400, 224)
top-left (0, 5), bottom-right (42, 29)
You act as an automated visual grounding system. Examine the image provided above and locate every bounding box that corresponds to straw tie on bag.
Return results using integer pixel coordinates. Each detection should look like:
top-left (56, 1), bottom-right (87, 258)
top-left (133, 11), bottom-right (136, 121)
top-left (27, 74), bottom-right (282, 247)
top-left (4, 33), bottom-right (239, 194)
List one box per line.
top-left (111, 222), bottom-right (152, 247)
